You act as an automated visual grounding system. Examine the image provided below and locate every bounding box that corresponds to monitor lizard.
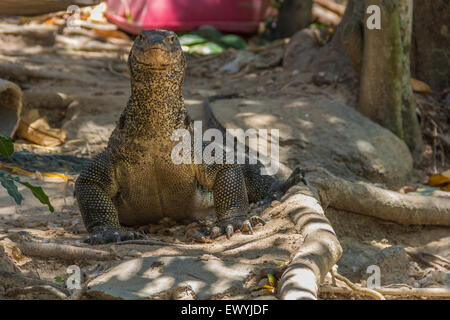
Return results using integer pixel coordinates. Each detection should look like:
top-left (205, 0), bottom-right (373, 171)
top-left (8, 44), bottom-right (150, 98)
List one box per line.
top-left (74, 29), bottom-right (305, 244)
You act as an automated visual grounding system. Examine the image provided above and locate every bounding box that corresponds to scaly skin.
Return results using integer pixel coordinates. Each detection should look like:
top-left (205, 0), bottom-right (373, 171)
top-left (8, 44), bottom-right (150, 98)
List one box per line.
top-left (75, 30), bottom-right (304, 244)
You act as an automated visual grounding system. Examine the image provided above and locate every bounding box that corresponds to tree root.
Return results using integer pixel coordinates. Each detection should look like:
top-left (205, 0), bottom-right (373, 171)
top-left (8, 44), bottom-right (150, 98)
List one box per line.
top-left (16, 241), bottom-right (115, 261)
top-left (275, 165), bottom-right (449, 300)
top-left (276, 186), bottom-right (343, 299)
top-left (307, 168), bottom-right (450, 226)
top-left (115, 239), bottom-right (200, 249)
top-left (0, 62), bottom-right (99, 85)
top-left (320, 285), bottom-right (450, 298)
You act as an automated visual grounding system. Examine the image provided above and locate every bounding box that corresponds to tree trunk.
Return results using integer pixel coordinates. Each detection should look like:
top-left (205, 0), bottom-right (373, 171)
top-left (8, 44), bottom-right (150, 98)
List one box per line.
top-left (275, 0), bottom-right (313, 38)
top-left (411, 0), bottom-right (449, 91)
top-left (359, 0), bottom-right (423, 157)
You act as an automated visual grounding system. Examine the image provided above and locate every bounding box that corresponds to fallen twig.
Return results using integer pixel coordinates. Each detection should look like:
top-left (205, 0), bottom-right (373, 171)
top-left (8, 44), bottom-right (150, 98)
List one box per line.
top-left (331, 267), bottom-right (385, 300)
top-left (405, 248), bottom-right (450, 271)
top-left (17, 241), bottom-right (115, 261)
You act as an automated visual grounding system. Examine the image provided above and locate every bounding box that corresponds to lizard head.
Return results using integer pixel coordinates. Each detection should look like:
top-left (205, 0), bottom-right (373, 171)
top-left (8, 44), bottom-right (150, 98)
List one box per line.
top-left (128, 29), bottom-right (185, 74)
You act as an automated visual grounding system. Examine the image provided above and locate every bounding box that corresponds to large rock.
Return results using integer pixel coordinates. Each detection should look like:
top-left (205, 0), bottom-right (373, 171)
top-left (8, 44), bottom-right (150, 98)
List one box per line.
top-left (87, 256), bottom-right (254, 300)
top-left (361, 245), bottom-right (410, 286)
top-left (204, 97), bottom-right (412, 186)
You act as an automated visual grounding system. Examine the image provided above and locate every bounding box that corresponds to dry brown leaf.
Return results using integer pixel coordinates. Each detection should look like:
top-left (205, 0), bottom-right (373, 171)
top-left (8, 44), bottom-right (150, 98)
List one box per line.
top-left (44, 17), bottom-right (62, 26)
top-left (411, 78), bottom-right (432, 94)
top-left (428, 169), bottom-right (450, 191)
top-left (16, 109), bottom-right (66, 147)
top-left (93, 29), bottom-right (131, 41)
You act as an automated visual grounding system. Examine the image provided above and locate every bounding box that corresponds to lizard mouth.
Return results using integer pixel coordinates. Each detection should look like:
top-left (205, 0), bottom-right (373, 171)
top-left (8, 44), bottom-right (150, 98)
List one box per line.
top-left (131, 50), bottom-right (173, 70)
top-left (134, 61), bottom-right (170, 70)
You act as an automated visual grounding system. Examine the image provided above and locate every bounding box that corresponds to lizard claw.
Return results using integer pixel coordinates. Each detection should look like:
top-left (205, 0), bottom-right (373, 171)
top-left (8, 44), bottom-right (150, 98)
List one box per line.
top-left (208, 215), bottom-right (266, 239)
top-left (243, 220), bottom-right (254, 234)
top-left (226, 225), bottom-right (233, 239)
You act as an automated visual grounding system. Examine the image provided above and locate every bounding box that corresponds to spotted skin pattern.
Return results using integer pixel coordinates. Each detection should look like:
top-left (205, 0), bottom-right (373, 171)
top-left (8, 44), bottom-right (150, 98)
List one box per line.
top-left (75, 30), bottom-right (304, 244)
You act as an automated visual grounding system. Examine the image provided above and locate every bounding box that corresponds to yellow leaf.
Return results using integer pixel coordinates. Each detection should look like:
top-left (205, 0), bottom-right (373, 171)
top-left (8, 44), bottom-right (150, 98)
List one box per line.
top-left (428, 171), bottom-right (450, 187)
top-left (262, 285), bottom-right (275, 293)
top-left (411, 78), bottom-right (432, 94)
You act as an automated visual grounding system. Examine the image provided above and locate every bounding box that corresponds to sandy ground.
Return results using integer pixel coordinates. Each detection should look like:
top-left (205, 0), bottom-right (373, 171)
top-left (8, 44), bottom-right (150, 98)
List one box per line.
top-left (0, 17), bottom-right (448, 299)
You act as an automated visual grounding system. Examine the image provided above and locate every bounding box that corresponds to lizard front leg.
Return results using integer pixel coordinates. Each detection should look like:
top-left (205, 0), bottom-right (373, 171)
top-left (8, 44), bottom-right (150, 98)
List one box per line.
top-left (202, 164), bottom-right (265, 239)
top-left (75, 152), bottom-right (136, 244)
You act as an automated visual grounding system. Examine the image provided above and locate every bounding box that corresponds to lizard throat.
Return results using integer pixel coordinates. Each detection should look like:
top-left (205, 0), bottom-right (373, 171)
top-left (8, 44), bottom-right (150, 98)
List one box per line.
top-left (122, 75), bottom-right (188, 138)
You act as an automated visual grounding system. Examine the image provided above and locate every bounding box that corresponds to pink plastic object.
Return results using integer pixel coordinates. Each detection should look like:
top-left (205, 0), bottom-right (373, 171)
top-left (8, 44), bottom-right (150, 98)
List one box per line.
top-left (105, 0), bottom-right (266, 34)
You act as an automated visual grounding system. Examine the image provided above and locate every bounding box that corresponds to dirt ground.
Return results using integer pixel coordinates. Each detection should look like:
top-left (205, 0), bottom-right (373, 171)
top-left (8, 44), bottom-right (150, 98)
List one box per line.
top-left (0, 16), bottom-right (448, 300)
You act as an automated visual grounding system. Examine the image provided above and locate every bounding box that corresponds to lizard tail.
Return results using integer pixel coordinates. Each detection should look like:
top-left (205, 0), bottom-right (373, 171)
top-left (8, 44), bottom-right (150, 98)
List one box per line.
top-left (202, 93), bottom-right (239, 132)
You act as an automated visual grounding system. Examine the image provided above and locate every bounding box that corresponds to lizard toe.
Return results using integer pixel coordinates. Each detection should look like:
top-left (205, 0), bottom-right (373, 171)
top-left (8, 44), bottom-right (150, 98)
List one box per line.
top-left (210, 214), bottom-right (266, 239)
top-left (240, 220), bottom-right (254, 234)
top-left (250, 215), bottom-right (266, 227)
top-left (84, 227), bottom-right (137, 244)
top-left (208, 226), bottom-right (222, 239)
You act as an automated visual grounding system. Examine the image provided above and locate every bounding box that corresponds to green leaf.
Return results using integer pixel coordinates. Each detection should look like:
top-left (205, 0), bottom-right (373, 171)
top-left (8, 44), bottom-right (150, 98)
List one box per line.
top-left (10, 176), bottom-right (54, 212)
top-left (195, 25), bottom-right (222, 41)
top-left (220, 34), bottom-right (247, 49)
top-left (276, 261), bottom-right (289, 267)
top-left (178, 34), bottom-right (207, 46)
top-left (54, 276), bottom-right (65, 283)
top-left (0, 172), bottom-right (22, 205)
top-left (189, 42), bottom-right (224, 55)
top-left (267, 273), bottom-right (276, 286)
top-left (0, 135), bottom-right (14, 158)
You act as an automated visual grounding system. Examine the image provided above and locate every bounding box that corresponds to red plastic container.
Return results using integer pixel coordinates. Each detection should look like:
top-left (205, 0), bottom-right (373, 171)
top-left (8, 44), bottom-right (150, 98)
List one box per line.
top-left (105, 0), bottom-right (266, 34)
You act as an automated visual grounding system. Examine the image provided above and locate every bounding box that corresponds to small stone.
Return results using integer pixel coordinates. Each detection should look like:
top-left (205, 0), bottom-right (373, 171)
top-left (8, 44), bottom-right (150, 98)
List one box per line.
top-left (270, 200), bottom-right (281, 207)
top-left (273, 237), bottom-right (286, 246)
